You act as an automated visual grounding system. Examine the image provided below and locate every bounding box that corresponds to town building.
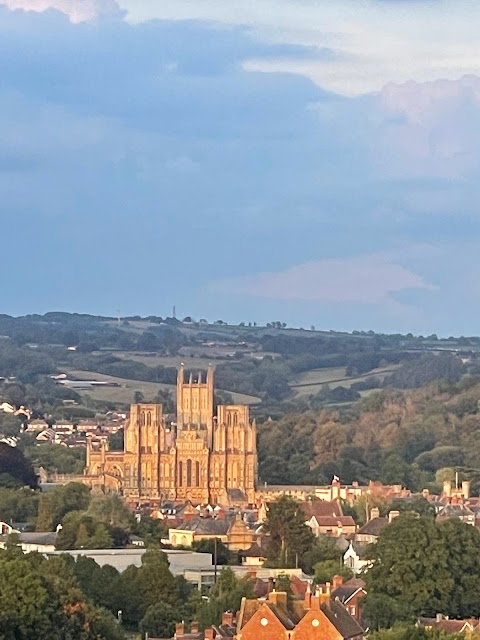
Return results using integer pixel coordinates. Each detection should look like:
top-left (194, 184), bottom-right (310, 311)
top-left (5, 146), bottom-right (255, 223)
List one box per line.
top-left (234, 584), bottom-right (364, 640)
top-left (85, 367), bottom-right (257, 505)
top-left (168, 512), bottom-right (255, 550)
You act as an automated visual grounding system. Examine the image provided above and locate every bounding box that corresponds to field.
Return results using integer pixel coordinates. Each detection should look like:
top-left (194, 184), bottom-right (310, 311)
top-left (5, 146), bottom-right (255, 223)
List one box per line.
top-left (290, 366), bottom-right (399, 396)
top-left (113, 352), bottom-right (223, 369)
top-left (64, 369), bottom-right (261, 406)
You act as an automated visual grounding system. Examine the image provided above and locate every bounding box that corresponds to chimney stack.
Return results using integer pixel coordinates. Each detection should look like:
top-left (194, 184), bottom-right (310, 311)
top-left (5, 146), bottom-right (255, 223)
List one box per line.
top-left (305, 582), bottom-right (312, 609)
top-left (388, 510), bottom-right (400, 523)
top-left (443, 480), bottom-right (452, 498)
top-left (191, 621), bottom-right (199, 634)
top-left (222, 612), bottom-right (234, 627)
top-left (204, 629), bottom-right (215, 640)
top-left (175, 622), bottom-right (185, 638)
top-left (333, 575), bottom-right (343, 589)
top-left (462, 481), bottom-right (471, 500)
top-left (370, 507), bottom-right (380, 520)
top-left (268, 591), bottom-right (288, 609)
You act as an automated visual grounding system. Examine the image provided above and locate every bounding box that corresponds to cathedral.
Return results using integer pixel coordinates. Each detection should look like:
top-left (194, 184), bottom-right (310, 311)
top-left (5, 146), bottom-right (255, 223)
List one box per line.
top-left (85, 367), bottom-right (257, 505)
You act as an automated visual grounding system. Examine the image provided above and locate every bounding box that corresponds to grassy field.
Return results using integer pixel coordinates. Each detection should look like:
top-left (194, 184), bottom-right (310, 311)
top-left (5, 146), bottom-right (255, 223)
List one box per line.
top-left (290, 366), bottom-right (399, 396)
top-left (113, 352), bottom-right (226, 370)
top-left (65, 369), bottom-right (261, 406)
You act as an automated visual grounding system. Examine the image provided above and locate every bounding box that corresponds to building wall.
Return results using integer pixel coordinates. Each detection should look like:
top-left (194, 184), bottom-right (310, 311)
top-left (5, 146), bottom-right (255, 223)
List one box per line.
top-left (85, 367), bottom-right (257, 505)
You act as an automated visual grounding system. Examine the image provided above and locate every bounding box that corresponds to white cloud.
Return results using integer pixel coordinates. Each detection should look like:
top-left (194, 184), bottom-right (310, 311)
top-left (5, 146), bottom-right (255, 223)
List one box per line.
top-left (0, 0), bottom-right (119, 22)
top-left (211, 254), bottom-right (434, 305)
top-left (117, 0), bottom-right (480, 95)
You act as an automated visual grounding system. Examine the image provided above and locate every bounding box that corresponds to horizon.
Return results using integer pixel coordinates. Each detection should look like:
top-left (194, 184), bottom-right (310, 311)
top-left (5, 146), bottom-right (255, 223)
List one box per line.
top-left (2, 1), bottom-right (480, 335)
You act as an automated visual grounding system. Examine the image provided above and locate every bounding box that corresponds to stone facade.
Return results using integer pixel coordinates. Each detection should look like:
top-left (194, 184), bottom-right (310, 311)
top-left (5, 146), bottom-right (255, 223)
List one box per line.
top-left (85, 367), bottom-right (257, 505)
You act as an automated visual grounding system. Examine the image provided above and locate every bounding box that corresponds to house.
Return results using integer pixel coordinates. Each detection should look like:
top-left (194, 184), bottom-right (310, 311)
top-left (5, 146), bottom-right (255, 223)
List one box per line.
top-left (330, 575), bottom-right (366, 621)
top-left (240, 543), bottom-right (267, 567)
top-left (308, 515), bottom-right (356, 538)
top-left (76, 420), bottom-right (99, 433)
top-left (235, 584), bottom-right (364, 640)
top-left (169, 512), bottom-right (255, 551)
top-left (354, 509), bottom-right (392, 544)
top-left (436, 503), bottom-right (476, 526)
top-left (0, 531), bottom-right (58, 553)
top-left (419, 615), bottom-right (479, 635)
top-left (36, 429), bottom-right (57, 443)
top-left (25, 419), bottom-right (49, 433)
top-left (344, 542), bottom-right (370, 576)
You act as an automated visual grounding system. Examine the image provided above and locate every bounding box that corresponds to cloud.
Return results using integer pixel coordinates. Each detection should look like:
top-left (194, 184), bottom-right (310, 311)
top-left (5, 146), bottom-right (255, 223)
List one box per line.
top-left (210, 255), bottom-right (435, 306)
top-left (117, 0), bottom-right (480, 95)
top-left (0, 0), bottom-right (120, 22)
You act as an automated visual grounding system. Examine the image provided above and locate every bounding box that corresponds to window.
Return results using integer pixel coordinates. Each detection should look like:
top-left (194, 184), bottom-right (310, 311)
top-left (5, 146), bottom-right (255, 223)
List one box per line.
top-left (195, 461), bottom-right (200, 487)
top-left (146, 412), bottom-right (152, 427)
top-left (178, 461), bottom-right (183, 487)
top-left (187, 459), bottom-right (192, 486)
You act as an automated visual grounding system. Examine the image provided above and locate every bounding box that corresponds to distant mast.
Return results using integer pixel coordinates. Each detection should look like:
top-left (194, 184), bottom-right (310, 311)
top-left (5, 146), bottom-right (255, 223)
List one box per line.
top-left (173, 305), bottom-right (176, 319)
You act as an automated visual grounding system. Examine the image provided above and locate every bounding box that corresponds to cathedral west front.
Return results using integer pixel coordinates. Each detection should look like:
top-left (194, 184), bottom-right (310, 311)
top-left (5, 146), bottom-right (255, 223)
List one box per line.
top-left (85, 367), bottom-right (257, 505)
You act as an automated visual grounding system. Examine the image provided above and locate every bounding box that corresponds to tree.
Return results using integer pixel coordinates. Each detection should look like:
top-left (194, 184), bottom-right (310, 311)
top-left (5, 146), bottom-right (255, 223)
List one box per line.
top-left (140, 602), bottom-right (176, 639)
top-left (314, 560), bottom-right (353, 584)
top-left (264, 496), bottom-right (315, 568)
top-left (0, 442), bottom-right (37, 489)
top-left (364, 514), bottom-right (452, 627)
top-left (438, 519), bottom-right (480, 618)
top-left (133, 391), bottom-right (144, 404)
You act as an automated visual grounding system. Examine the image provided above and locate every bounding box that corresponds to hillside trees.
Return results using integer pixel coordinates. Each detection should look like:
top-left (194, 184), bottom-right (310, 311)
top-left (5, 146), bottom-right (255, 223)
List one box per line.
top-left (364, 515), bottom-right (480, 628)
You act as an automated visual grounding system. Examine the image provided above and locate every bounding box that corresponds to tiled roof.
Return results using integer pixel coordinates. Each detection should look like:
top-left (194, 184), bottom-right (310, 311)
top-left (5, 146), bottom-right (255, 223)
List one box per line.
top-left (357, 517), bottom-right (388, 536)
top-left (331, 584), bottom-right (365, 603)
top-left (303, 501), bottom-right (343, 519)
top-left (312, 516), bottom-right (356, 527)
top-left (322, 600), bottom-right (365, 639)
top-left (179, 517), bottom-right (231, 536)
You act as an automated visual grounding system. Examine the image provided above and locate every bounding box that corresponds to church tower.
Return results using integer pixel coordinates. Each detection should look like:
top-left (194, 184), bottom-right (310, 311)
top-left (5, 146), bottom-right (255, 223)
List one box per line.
top-left (176, 365), bottom-right (214, 446)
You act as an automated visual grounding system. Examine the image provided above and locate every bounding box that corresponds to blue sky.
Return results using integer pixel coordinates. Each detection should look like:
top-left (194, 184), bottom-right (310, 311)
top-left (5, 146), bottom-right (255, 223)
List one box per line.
top-left (1, 0), bottom-right (480, 335)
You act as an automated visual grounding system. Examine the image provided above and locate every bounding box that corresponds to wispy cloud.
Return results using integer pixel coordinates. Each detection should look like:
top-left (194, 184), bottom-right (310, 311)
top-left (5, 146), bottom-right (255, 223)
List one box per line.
top-left (210, 254), bottom-right (435, 306)
top-left (117, 0), bottom-right (480, 95)
top-left (0, 0), bottom-right (119, 22)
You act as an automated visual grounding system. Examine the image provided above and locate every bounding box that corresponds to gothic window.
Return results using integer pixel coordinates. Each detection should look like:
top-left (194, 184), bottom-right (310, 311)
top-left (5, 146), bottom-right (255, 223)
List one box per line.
top-left (233, 413), bottom-right (238, 426)
top-left (178, 461), bottom-right (183, 487)
top-left (195, 461), bottom-right (200, 487)
top-left (140, 412), bottom-right (145, 427)
top-left (187, 459), bottom-right (192, 486)
top-left (227, 413), bottom-right (232, 426)
top-left (146, 412), bottom-right (152, 427)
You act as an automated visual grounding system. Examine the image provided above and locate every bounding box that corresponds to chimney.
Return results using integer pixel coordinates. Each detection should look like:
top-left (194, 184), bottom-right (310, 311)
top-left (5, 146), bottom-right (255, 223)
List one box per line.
top-left (305, 582), bottom-right (312, 609)
top-left (370, 507), bottom-right (380, 520)
top-left (222, 612), bottom-right (234, 627)
top-left (333, 575), bottom-right (343, 589)
top-left (204, 629), bottom-right (214, 640)
top-left (191, 621), bottom-right (199, 634)
top-left (311, 591), bottom-right (320, 611)
top-left (436, 614), bottom-right (444, 623)
top-left (175, 622), bottom-right (185, 638)
top-left (268, 591), bottom-right (288, 609)
top-left (462, 481), bottom-right (471, 500)
top-left (325, 582), bottom-right (331, 596)
top-left (443, 480), bottom-right (452, 498)
top-left (388, 510), bottom-right (400, 523)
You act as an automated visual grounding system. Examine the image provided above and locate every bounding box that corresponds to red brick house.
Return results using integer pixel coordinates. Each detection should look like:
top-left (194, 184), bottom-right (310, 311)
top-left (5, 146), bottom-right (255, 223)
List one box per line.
top-left (235, 586), bottom-right (364, 640)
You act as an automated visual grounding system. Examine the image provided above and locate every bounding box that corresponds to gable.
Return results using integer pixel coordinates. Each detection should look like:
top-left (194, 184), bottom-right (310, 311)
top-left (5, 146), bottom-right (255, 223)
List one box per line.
top-left (292, 608), bottom-right (341, 640)
top-left (239, 603), bottom-right (289, 640)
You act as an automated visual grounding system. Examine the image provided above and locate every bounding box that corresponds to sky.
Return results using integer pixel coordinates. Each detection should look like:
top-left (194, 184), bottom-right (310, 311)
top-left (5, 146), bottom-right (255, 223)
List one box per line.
top-left (1, 0), bottom-right (480, 335)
